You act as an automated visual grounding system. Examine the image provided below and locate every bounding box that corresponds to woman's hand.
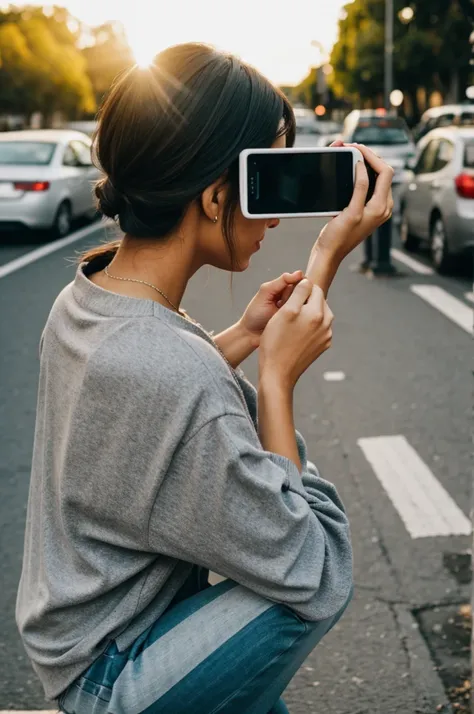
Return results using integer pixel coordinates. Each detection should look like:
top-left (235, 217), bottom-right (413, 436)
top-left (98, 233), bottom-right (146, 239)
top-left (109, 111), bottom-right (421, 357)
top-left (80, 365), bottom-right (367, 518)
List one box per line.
top-left (315, 141), bottom-right (394, 262)
top-left (238, 270), bottom-right (304, 345)
top-left (304, 141), bottom-right (394, 296)
top-left (259, 279), bottom-right (334, 391)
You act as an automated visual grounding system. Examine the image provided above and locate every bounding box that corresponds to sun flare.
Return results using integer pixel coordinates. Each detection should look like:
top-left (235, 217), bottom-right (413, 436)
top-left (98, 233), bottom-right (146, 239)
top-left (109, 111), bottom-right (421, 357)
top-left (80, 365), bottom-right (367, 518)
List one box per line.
top-left (132, 44), bottom-right (158, 69)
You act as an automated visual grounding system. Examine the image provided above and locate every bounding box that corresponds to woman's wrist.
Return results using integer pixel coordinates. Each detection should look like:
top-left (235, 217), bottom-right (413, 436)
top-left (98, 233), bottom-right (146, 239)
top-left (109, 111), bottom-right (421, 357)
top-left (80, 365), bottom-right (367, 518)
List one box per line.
top-left (257, 374), bottom-right (301, 470)
top-left (305, 242), bottom-right (342, 297)
top-left (258, 369), bottom-right (294, 397)
top-left (214, 320), bottom-right (260, 369)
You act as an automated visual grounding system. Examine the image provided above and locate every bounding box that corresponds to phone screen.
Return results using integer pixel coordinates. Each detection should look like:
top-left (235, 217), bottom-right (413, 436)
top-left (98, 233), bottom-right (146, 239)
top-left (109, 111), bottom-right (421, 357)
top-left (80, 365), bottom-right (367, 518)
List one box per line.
top-left (245, 151), bottom-right (376, 215)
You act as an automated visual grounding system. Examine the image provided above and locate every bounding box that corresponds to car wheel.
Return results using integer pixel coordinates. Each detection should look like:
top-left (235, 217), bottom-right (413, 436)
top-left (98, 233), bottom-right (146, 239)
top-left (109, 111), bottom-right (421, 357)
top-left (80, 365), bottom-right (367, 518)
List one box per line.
top-left (430, 215), bottom-right (453, 274)
top-left (400, 206), bottom-right (419, 252)
top-left (53, 201), bottom-right (72, 238)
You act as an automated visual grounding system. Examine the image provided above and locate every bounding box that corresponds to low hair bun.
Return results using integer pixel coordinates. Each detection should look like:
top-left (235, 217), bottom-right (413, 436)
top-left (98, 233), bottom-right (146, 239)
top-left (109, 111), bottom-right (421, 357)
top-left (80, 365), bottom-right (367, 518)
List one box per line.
top-left (95, 178), bottom-right (125, 218)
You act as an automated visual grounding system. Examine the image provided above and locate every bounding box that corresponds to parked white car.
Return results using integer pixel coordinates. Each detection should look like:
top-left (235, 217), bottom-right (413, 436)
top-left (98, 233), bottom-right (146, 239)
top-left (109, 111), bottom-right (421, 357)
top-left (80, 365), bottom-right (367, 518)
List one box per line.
top-left (341, 110), bottom-right (416, 184)
top-left (0, 129), bottom-right (100, 237)
top-left (400, 127), bottom-right (474, 273)
top-left (413, 104), bottom-right (474, 144)
top-left (294, 107), bottom-right (319, 134)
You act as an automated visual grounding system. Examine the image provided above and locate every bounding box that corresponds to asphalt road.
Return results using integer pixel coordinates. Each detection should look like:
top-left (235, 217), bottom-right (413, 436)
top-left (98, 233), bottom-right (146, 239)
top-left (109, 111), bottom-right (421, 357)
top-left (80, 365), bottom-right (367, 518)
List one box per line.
top-left (0, 215), bottom-right (471, 713)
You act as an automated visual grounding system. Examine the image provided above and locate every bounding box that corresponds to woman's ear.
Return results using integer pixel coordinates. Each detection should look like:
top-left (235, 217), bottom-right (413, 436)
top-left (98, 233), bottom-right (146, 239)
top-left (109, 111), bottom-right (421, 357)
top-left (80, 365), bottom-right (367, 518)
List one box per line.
top-left (201, 177), bottom-right (227, 222)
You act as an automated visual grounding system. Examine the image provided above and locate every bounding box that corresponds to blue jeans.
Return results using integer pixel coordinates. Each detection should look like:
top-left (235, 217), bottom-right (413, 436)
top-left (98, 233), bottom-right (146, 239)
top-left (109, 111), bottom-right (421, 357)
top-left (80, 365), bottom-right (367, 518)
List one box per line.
top-left (58, 576), bottom-right (352, 714)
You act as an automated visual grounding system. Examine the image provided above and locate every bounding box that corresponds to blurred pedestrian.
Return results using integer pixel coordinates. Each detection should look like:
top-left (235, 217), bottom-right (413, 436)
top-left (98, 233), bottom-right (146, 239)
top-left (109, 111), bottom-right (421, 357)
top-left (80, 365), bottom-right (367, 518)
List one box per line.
top-left (16, 43), bottom-right (393, 714)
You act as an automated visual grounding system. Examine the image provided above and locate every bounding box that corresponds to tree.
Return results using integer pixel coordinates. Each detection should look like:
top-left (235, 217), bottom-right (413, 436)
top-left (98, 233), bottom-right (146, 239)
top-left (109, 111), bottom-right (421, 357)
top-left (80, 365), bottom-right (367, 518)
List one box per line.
top-left (0, 5), bottom-right (95, 122)
top-left (329, 0), bottom-right (472, 121)
top-left (0, 21), bottom-right (39, 117)
top-left (81, 22), bottom-right (134, 108)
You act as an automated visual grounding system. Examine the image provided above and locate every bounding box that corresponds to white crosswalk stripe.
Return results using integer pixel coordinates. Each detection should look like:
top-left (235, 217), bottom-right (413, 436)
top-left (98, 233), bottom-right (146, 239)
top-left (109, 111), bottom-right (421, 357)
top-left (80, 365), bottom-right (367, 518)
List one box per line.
top-left (323, 371), bottom-right (346, 381)
top-left (358, 435), bottom-right (471, 539)
top-left (0, 220), bottom-right (114, 280)
top-left (410, 284), bottom-right (472, 334)
top-left (390, 248), bottom-right (434, 275)
top-left (464, 291), bottom-right (474, 304)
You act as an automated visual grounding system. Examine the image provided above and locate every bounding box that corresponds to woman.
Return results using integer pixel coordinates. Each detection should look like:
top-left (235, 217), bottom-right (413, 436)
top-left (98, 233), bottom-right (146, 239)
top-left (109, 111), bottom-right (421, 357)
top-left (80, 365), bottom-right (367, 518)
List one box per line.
top-left (16, 43), bottom-right (393, 714)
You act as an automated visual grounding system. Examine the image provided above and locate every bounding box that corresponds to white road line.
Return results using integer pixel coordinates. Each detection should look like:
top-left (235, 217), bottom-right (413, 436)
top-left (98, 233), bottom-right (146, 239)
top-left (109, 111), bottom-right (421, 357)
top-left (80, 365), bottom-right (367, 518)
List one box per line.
top-left (390, 248), bottom-right (434, 275)
top-left (464, 291), bottom-right (474, 304)
top-left (0, 220), bottom-right (112, 280)
top-left (410, 284), bottom-right (473, 335)
top-left (323, 371), bottom-right (346, 381)
top-left (358, 435), bottom-right (471, 539)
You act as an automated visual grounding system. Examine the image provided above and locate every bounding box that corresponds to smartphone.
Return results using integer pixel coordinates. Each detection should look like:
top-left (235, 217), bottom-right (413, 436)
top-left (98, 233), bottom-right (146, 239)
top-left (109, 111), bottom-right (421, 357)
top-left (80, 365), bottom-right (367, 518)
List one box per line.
top-left (239, 147), bottom-right (377, 219)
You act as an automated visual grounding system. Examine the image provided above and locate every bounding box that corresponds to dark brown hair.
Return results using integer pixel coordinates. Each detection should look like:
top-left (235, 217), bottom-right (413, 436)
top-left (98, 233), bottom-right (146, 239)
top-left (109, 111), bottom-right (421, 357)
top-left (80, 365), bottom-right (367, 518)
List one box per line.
top-left (82, 43), bottom-right (295, 268)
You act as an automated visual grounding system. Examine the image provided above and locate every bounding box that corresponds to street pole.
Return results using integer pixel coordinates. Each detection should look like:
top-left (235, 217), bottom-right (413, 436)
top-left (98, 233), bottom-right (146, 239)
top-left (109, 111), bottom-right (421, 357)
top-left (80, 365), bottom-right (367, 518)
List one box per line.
top-left (385, 0), bottom-right (394, 111)
top-left (368, 0), bottom-right (397, 275)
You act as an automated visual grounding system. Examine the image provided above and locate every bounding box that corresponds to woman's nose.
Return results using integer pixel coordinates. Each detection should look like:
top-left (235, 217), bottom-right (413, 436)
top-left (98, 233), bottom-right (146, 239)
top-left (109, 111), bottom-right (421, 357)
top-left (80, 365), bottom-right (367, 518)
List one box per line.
top-left (267, 219), bottom-right (280, 229)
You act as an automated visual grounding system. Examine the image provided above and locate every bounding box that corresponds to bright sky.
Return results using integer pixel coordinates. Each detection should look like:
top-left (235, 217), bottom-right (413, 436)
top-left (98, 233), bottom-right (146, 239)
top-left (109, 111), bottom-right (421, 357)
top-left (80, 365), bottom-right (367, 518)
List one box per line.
top-left (40, 0), bottom-right (349, 85)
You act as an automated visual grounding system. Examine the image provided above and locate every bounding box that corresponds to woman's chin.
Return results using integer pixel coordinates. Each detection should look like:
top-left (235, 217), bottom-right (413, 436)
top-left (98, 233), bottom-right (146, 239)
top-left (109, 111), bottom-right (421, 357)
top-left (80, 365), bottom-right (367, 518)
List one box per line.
top-left (234, 258), bottom-right (251, 272)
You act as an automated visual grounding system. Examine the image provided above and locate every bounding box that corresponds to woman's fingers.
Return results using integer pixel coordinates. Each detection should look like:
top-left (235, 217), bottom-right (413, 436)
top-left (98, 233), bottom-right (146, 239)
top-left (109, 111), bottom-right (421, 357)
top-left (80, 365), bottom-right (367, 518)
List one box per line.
top-left (367, 163), bottom-right (394, 209)
top-left (330, 139), bottom-right (344, 147)
top-left (284, 278), bottom-right (315, 314)
top-left (349, 143), bottom-right (394, 216)
top-left (345, 160), bottom-right (369, 222)
top-left (278, 284), bottom-right (295, 308)
top-left (323, 302), bottom-right (334, 326)
top-left (348, 143), bottom-right (393, 176)
top-left (261, 271), bottom-right (304, 299)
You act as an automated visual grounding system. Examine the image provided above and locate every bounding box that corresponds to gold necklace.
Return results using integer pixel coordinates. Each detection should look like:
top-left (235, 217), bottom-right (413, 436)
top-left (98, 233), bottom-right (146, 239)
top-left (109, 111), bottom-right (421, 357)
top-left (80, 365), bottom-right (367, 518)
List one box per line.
top-left (104, 265), bottom-right (181, 313)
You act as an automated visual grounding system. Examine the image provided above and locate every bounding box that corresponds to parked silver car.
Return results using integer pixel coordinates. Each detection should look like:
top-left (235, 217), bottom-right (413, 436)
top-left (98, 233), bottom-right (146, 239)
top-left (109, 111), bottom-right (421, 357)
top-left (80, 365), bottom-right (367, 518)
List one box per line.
top-left (340, 110), bottom-right (416, 178)
top-left (400, 127), bottom-right (474, 273)
top-left (0, 129), bottom-right (100, 237)
top-left (340, 110), bottom-right (416, 222)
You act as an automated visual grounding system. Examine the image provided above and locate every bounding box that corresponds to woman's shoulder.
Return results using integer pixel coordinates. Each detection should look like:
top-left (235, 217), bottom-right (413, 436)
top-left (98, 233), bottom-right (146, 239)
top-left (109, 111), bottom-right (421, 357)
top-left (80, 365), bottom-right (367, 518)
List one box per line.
top-left (91, 315), bottom-right (240, 410)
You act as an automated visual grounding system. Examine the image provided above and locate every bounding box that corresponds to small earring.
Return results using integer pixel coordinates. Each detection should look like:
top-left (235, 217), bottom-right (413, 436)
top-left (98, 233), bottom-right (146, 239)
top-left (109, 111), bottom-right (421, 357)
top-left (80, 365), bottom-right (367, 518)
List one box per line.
top-left (212, 216), bottom-right (218, 223)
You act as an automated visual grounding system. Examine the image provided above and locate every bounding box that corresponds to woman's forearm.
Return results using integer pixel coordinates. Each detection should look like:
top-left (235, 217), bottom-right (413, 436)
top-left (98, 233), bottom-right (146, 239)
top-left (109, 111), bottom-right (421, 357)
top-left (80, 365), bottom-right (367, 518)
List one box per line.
top-left (213, 321), bottom-right (259, 369)
top-left (258, 376), bottom-right (301, 472)
top-left (305, 244), bottom-right (342, 297)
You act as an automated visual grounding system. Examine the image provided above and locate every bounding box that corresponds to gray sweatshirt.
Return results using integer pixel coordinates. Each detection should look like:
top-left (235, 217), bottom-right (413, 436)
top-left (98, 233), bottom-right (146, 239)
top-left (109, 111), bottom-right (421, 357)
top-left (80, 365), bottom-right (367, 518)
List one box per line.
top-left (16, 257), bottom-right (353, 701)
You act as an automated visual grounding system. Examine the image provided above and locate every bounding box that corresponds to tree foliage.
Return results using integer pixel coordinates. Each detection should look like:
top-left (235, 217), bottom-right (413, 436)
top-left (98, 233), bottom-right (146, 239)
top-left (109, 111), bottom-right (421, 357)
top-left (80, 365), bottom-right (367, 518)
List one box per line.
top-left (82, 22), bottom-right (134, 106)
top-left (0, 5), bottom-right (134, 121)
top-left (0, 6), bottom-right (95, 118)
top-left (329, 0), bottom-right (472, 117)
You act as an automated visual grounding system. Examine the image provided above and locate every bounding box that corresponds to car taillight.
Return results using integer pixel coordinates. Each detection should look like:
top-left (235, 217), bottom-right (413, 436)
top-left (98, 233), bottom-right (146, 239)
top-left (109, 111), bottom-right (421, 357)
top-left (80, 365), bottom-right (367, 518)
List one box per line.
top-left (455, 173), bottom-right (474, 199)
top-left (14, 181), bottom-right (50, 191)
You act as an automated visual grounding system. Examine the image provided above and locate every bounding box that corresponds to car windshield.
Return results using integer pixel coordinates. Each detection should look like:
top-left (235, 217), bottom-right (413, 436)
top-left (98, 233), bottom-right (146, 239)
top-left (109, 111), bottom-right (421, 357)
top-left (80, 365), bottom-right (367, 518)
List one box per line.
top-left (463, 141), bottom-right (474, 169)
top-left (294, 108), bottom-right (313, 118)
top-left (0, 141), bottom-right (56, 165)
top-left (353, 122), bottom-right (410, 145)
top-left (460, 113), bottom-right (474, 127)
top-left (295, 108), bottom-right (316, 122)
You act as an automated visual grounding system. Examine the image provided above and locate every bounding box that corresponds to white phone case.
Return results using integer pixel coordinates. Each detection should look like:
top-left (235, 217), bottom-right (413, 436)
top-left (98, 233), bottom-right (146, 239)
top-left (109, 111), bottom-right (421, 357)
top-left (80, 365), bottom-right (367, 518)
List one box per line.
top-left (239, 146), bottom-right (364, 219)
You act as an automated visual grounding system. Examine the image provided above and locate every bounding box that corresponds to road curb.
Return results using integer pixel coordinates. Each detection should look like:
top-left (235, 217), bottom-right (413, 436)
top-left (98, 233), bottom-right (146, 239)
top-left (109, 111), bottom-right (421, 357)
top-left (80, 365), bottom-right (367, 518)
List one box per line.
top-left (393, 605), bottom-right (454, 713)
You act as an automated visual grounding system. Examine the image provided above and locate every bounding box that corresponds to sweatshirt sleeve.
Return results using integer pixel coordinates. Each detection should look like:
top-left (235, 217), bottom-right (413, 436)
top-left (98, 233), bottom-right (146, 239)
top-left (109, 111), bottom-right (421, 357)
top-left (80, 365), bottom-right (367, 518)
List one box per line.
top-left (148, 412), bottom-right (353, 622)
